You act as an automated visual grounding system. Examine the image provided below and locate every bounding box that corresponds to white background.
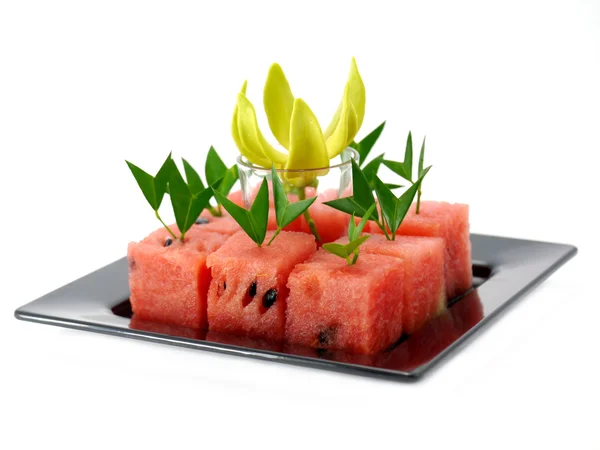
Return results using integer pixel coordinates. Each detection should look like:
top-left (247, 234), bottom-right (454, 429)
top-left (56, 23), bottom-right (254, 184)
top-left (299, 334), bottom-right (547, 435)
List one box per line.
top-left (1, 1), bottom-right (599, 448)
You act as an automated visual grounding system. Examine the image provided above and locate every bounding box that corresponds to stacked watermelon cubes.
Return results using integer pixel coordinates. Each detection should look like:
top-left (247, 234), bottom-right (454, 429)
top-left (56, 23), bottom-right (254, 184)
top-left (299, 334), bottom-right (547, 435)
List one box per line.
top-left (342, 234), bottom-right (447, 334)
top-left (128, 198), bottom-right (472, 355)
top-left (128, 225), bottom-right (229, 329)
top-left (370, 201), bottom-right (472, 300)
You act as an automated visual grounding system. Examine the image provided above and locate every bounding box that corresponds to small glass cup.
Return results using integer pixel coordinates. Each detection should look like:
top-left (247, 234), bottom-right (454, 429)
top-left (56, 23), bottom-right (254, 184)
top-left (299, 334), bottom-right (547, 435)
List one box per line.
top-left (236, 147), bottom-right (359, 208)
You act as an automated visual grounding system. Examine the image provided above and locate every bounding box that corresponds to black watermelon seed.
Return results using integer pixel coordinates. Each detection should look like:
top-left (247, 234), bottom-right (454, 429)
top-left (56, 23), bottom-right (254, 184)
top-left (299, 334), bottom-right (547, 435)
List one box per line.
top-left (248, 281), bottom-right (257, 298)
top-left (195, 217), bottom-right (210, 225)
top-left (262, 289), bottom-right (278, 309)
top-left (223, 281), bottom-right (227, 290)
top-left (317, 326), bottom-right (337, 346)
top-left (128, 259), bottom-right (136, 270)
top-left (164, 237), bottom-right (173, 247)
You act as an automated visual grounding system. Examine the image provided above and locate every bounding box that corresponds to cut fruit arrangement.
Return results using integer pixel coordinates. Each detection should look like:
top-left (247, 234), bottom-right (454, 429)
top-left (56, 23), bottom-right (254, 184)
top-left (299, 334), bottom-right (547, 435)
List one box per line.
top-left (126, 59), bottom-right (472, 355)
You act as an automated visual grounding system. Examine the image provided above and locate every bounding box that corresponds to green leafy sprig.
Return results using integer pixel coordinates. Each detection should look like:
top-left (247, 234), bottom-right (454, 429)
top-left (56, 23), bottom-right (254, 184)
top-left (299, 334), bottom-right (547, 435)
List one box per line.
top-left (349, 121), bottom-right (398, 189)
top-left (322, 203), bottom-right (376, 265)
top-left (372, 166), bottom-right (430, 240)
top-left (213, 179), bottom-right (270, 246)
top-left (127, 149), bottom-right (234, 242)
top-left (204, 146), bottom-right (239, 216)
top-left (383, 131), bottom-right (428, 213)
top-left (126, 153), bottom-right (178, 240)
top-left (169, 162), bottom-right (215, 241)
top-left (323, 159), bottom-right (389, 237)
top-left (324, 159), bottom-right (431, 241)
top-left (269, 166), bottom-right (317, 245)
top-left (214, 171), bottom-right (316, 247)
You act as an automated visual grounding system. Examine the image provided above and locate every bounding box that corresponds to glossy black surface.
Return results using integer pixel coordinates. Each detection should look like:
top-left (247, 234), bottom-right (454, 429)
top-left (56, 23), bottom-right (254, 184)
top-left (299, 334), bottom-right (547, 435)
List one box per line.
top-left (14, 234), bottom-right (576, 380)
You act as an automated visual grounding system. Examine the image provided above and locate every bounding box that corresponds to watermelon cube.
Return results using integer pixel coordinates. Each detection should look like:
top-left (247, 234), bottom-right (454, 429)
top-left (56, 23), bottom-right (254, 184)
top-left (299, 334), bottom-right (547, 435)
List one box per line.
top-left (206, 230), bottom-right (317, 341)
top-left (370, 201), bottom-right (472, 299)
top-left (128, 226), bottom-right (230, 329)
top-left (340, 234), bottom-right (446, 334)
top-left (285, 250), bottom-right (405, 354)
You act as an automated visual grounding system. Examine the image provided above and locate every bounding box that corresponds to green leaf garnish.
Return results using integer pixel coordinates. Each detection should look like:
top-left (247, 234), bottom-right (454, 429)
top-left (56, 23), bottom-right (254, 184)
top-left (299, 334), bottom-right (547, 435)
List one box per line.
top-left (383, 131), bottom-right (414, 183)
top-left (205, 146), bottom-right (228, 187)
top-left (213, 178), bottom-right (270, 246)
top-left (268, 166), bottom-right (317, 245)
top-left (323, 203), bottom-right (375, 265)
top-left (418, 136), bottom-right (426, 177)
top-left (204, 146), bottom-right (240, 216)
top-left (214, 165), bottom-right (239, 197)
top-left (126, 153), bottom-right (174, 211)
top-left (373, 166), bottom-right (431, 240)
top-left (349, 204), bottom-right (376, 241)
top-left (182, 158), bottom-right (205, 195)
top-left (323, 196), bottom-right (375, 220)
top-left (323, 236), bottom-right (369, 263)
top-left (351, 159), bottom-right (378, 219)
top-left (385, 183), bottom-right (404, 190)
top-left (383, 132), bottom-right (429, 214)
top-left (126, 153), bottom-right (177, 240)
top-left (362, 153), bottom-right (385, 189)
top-left (169, 164), bottom-right (214, 241)
top-left (349, 121), bottom-right (386, 166)
top-left (416, 136), bottom-right (426, 214)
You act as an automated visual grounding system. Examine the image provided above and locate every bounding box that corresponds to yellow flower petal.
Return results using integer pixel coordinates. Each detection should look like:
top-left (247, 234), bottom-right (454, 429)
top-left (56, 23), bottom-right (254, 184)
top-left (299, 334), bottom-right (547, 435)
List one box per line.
top-left (231, 81), bottom-right (271, 167)
top-left (236, 92), bottom-right (288, 167)
top-left (286, 98), bottom-right (329, 172)
top-left (324, 57), bottom-right (366, 141)
top-left (324, 83), bottom-right (360, 159)
top-left (325, 84), bottom-right (350, 158)
top-left (347, 57), bottom-right (365, 131)
top-left (263, 63), bottom-right (294, 150)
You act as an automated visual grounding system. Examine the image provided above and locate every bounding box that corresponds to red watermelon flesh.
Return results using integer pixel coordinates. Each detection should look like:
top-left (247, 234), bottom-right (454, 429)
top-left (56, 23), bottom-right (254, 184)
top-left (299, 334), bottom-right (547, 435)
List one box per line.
top-left (285, 250), bottom-right (405, 354)
top-left (337, 234), bottom-right (446, 334)
top-left (128, 226), bottom-right (229, 329)
top-left (206, 230), bottom-right (317, 341)
top-left (197, 210), bottom-right (242, 236)
top-left (227, 189), bottom-right (245, 207)
top-left (370, 201), bottom-right (471, 300)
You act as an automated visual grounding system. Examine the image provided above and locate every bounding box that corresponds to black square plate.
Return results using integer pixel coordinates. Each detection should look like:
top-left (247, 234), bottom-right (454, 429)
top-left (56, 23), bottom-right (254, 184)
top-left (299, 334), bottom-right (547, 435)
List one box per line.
top-left (14, 234), bottom-right (576, 380)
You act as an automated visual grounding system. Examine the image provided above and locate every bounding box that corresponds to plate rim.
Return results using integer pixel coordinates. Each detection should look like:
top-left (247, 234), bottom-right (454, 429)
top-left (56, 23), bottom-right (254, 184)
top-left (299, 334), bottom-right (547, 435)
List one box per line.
top-left (14, 233), bottom-right (577, 381)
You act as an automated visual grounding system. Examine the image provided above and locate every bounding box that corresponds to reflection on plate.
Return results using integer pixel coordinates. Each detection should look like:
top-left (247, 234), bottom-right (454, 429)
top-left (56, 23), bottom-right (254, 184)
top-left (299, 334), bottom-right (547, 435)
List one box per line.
top-left (14, 234), bottom-right (576, 380)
